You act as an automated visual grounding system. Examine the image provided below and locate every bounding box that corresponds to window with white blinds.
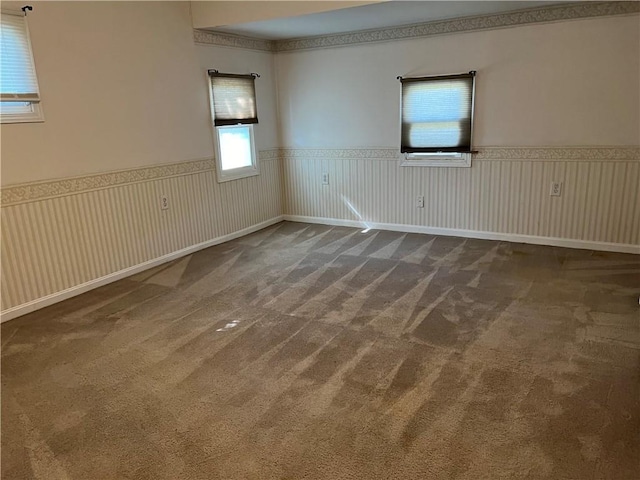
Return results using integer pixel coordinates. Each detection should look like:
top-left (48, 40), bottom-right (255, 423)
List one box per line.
top-left (0, 10), bottom-right (42, 122)
top-left (400, 72), bottom-right (475, 155)
top-left (208, 71), bottom-right (260, 182)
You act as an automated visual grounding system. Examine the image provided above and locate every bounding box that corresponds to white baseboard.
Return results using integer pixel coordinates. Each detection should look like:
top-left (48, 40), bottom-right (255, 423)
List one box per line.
top-left (0, 216), bottom-right (284, 323)
top-left (283, 215), bottom-right (640, 255)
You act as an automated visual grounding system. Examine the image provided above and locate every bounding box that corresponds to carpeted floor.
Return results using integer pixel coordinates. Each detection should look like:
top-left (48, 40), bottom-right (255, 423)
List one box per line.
top-left (2, 221), bottom-right (639, 479)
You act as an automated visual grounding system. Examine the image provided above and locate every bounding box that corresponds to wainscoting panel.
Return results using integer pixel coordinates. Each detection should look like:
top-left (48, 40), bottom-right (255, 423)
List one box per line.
top-left (1, 153), bottom-right (283, 315)
top-left (282, 147), bottom-right (640, 250)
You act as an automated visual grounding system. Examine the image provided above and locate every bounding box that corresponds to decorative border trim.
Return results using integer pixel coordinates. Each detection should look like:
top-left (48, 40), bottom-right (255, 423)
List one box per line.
top-left (194, 2), bottom-right (639, 52)
top-left (194, 29), bottom-right (274, 52)
top-left (0, 216), bottom-right (285, 323)
top-left (284, 215), bottom-right (640, 255)
top-left (1, 150), bottom-right (280, 206)
top-left (1, 158), bottom-right (215, 207)
top-left (280, 147), bottom-right (640, 161)
top-left (280, 148), bottom-right (399, 160)
top-left (3, 147), bottom-right (637, 206)
top-left (474, 147), bottom-right (640, 161)
top-left (258, 148), bottom-right (281, 161)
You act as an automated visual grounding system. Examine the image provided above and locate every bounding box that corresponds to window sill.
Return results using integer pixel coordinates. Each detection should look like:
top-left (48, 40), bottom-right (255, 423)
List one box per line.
top-left (400, 153), bottom-right (471, 168)
top-left (1, 107), bottom-right (44, 124)
top-left (216, 166), bottom-right (260, 183)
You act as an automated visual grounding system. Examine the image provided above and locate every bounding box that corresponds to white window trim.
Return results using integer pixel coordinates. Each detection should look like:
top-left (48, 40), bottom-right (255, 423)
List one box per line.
top-left (213, 124), bottom-right (260, 183)
top-left (1, 102), bottom-right (44, 124)
top-left (401, 152), bottom-right (471, 168)
top-left (0, 9), bottom-right (44, 124)
top-left (207, 73), bottom-right (260, 183)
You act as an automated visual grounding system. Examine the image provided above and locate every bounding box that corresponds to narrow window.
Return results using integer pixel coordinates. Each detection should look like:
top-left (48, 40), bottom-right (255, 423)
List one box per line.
top-left (1, 9), bottom-right (43, 123)
top-left (400, 71), bottom-right (475, 167)
top-left (208, 71), bottom-right (259, 182)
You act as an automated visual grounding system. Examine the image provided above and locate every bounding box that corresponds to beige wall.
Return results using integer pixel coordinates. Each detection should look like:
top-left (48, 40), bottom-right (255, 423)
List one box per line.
top-left (0, 1), bottom-right (284, 319)
top-left (275, 15), bottom-right (640, 148)
top-left (276, 14), bottom-right (640, 249)
top-left (2, 1), bottom-right (279, 186)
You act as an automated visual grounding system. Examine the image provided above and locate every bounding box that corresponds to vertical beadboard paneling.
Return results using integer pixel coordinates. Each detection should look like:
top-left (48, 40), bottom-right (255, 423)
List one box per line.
top-left (0, 156), bottom-right (282, 313)
top-left (282, 148), bottom-right (640, 248)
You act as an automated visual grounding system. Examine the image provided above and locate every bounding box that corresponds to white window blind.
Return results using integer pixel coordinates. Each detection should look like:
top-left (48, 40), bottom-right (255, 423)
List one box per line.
top-left (1, 10), bottom-right (40, 104)
top-left (400, 72), bottom-right (475, 153)
top-left (209, 72), bottom-right (258, 127)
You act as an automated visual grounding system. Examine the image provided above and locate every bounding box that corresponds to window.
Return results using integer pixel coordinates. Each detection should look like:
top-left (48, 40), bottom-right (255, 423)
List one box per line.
top-left (400, 71), bottom-right (475, 167)
top-left (208, 71), bottom-right (259, 182)
top-left (1, 9), bottom-right (42, 123)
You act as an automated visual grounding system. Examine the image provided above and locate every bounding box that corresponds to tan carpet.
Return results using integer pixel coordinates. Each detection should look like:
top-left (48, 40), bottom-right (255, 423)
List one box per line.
top-left (2, 221), bottom-right (639, 479)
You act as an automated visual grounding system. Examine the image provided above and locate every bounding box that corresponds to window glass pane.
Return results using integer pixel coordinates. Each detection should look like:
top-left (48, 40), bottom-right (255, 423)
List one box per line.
top-left (410, 152), bottom-right (462, 158)
top-left (408, 121), bottom-right (463, 148)
top-left (218, 125), bottom-right (253, 171)
top-left (0, 101), bottom-right (32, 114)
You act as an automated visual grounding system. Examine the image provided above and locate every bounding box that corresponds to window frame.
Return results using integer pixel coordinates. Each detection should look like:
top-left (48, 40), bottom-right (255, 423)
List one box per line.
top-left (0, 9), bottom-right (44, 124)
top-left (399, 71), bottom-right (476, 168)
top-left (207, 71), bottom-right (260, 183)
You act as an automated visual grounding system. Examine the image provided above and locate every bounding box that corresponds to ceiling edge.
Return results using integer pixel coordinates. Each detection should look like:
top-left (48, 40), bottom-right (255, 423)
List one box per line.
top-left (193, 1), bottom-right (640, 53)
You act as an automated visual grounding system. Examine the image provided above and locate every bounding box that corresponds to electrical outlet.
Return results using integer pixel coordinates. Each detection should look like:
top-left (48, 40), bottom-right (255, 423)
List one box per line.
top-left (160, 195), bottom-right (169, 210)
top-left (550, 182), bottom-right (562, 197)
top-left (416, 195), bottom-right (425, 208)
top-left (321, 173), bottom-right (329, 185)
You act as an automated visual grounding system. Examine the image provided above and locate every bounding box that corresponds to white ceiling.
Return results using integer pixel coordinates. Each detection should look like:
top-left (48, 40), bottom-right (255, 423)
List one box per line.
top-left (211, 1), bottom-right (574, 40)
